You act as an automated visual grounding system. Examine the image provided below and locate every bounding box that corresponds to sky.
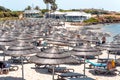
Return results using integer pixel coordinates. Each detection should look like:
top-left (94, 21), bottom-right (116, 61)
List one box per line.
top-left (0, 0), bottom-right (120, 11)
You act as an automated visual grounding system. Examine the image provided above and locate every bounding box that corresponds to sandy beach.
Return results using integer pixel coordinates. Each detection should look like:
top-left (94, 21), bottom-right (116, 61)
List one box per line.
top-left (0, 23), bottom-right (120, 80)
top-left (0, 49), bottom-right (120, 80)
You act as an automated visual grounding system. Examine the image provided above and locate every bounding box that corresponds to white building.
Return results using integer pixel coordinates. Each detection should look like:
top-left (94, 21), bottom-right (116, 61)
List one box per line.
top-left (24, 9), bottom-right (41, 18)
top-left (65, 12), bottom-right (91, 22)
top-left (46, 11), bottom-right (91, 22)
top-left (45, 11), bottom-right (65, 19)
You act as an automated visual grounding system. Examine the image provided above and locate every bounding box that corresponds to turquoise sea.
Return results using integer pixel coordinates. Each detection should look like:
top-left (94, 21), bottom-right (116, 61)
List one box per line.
top-left (101, 23), bottom-right (120, 42)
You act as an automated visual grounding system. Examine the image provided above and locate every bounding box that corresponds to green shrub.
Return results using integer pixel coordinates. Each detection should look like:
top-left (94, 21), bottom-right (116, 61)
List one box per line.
top-left (3, 12), bottom-right (11, 17)
top-left (84, 18), bottom-right (99, 23)
top-left (0, 12), bottom-right (4, 18)
top-left (10, 12), bottom-right (20, 17)
top-left (0, 11), bottom-right (21, 18)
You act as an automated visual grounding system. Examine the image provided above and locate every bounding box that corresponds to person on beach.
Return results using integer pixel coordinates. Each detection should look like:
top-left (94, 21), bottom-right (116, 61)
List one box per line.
top-left (0, 62), bottom-right (5, 68)
top-left (107, 60), bottom-right (116, 70)
top-left (96, 37), bottom-right (101, 46)
top-left (107, 61), bottom-right (113, 70)
top-left (111, 60), bottom-right (116, 68)
top-left (102, 36), bottom-right (106, 44)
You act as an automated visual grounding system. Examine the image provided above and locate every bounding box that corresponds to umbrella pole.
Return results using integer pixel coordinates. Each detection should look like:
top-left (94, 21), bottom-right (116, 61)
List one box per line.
top-left (98, 55), bottom-right (99, 60)
top-left (52, 65), bottom-right (55, 80)
top-left (3, 53), bottom-right (5, 61)
top-left (84, 56), bottom-right (86, 77)
top-left (3, 47), bottom-right (6, 61)
top-left (107, 50), bottom-right (109, 59)
top-left (21, 56), bottom-right (24, 80)
top-left (115, 52), bottom-right (117, 61)
top-left (68, 46), bottom-right (69, 50)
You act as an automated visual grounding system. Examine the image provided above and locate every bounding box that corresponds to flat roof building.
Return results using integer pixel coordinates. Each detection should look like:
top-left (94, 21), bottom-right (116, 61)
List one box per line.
top-left (45, 11), bottom-right (91, 22)
top-left (24, 9), bottom-right (41, 18)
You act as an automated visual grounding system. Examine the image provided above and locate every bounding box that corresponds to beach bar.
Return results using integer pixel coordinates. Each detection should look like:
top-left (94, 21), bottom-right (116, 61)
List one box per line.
top-left (46, 11), bottom-right (91, 22)
top-left (23, 9), bottom-right (41, 18)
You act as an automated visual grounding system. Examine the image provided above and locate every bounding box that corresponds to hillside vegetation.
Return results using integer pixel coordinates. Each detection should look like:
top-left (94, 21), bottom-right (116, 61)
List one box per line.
top-left (0, 6), bottom-right (21, 19)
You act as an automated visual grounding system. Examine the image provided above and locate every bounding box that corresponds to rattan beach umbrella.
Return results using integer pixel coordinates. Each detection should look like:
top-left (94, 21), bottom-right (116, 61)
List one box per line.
top-left (46, 35), bottom-right (69, 47)
top-left (111, 40), bottom-right (120, 45)
top-left (80, 30), bottom-right (95, 36)
top-left (0, 33), bottom-right (16, 46)
top-left (0, 45), bottom-right (5, 51)
top-left (83, 36), bottom-right (100, 43)
top-left (104, 33), bottom-right (111, 37)
top-left (84, 26), bottom-right (101, 30)
top-left (67, 37), bottom-right (83, 47)
top-left (8, 31), bottom-right (20, 38)
top-left (72, 45), bottom-right (101, 56)
top-left (0, 33), bottom-right (16, 61)
top-left (98, 43), bottom-right (120, 60)
top-left (113, 34), bottom-right (120, 40)
top-left (47, 40), bottom-right (68, 47)
top-left (30, 47), bottom-right (78, 80)
top-left (71, 44), bottom-right (102, 76)
top-left (4, 41), bottom-right (40, 80)
top-left (16, 33), bottom-right (33, 42)
top-left (32, 30), bottom-right (44, 40)
top-left (0, 30), bottom-right (3, 36)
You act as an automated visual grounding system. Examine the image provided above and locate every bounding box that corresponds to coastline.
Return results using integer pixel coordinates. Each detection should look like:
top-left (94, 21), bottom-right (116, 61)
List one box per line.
top-left (69, 21), bottom-right (120, 27)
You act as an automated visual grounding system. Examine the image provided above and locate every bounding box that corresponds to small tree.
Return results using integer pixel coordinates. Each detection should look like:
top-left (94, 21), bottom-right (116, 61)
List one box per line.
top-left (25, 6), bottom-right (31, 10)
top-left (0, 12), bottom-right (4, 18)
top-left (34, 6), bottom-right (40, 10)
top-left (3, 12), bottom-right (11, 17)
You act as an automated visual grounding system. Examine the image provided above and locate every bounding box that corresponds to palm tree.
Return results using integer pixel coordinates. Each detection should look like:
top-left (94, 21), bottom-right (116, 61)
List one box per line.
top-left (43, 0), bottom-right (49, 11)
top-left (51, 3), bottom-right (57, 12)
top-left (43, 0), bottom-right (56, 10)
top-left (43, 0), bottom-right (56, 18)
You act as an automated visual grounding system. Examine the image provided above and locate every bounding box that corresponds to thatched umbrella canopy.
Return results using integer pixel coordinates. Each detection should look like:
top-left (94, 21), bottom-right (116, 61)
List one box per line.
top-left (0, 33), bottom-right (16, 46)
top-left (71, 44), bottom-right (102, 76)
top-left (30, 47), bottom-right (78, 80)
top-left (46, 35), bottom-right (69, 46)
top-left (4, 41), bottom-right (40, 80)
top-left (113, 34), bottom-right (120, 40)
top-left (8, 31), bottom-right (20, 38)
top-left (72, 45), bottom-right (102, 56)
top-left (98, 42), bottom-right (120, 60)
top-left (5, 41), bottom-right (40, 56)
top-left (0, 45), bottom-right (5, 51)
top-left (67, 36), bottom-right (83, 47)
top-left (16, 34), bottom-right (33, 42)
top-left (32, 30), bottom-right (44, 40)
top-left (0, 33), bottom-right (16, 61)
top-left (83, 36), bottom-right (100, 43)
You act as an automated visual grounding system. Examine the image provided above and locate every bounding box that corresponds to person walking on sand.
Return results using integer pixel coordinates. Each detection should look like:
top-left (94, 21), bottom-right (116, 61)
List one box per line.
top-left (102, 36), bottom-right (106, 44)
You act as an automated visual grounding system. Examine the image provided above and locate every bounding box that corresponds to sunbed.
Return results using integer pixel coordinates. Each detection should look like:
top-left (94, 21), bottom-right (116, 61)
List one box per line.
top-left (86, 60), bottom-right (107, 68)
top-left (65, 77), bottom-right (95, 80)
top-left (57, 72), bottom-right (84, 80)
top-left (94, 67), bottom-right (117, 75)
top-left (0, 61), bottom-right (19, 72)
top-left (48, 67), bottom-right (74, 73)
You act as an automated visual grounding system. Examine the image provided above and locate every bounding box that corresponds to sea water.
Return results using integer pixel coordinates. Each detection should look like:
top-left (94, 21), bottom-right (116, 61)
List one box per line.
top-left (102, 23), bottom-right (120, 42)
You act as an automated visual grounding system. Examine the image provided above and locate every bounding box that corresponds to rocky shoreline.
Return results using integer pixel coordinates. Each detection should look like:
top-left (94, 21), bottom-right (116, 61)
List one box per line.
top-left (70, 16), bottom-right (120, 26)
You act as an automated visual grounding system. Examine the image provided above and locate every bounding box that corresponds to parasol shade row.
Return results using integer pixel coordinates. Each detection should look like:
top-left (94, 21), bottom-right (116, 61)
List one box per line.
top-left (4, 41), bottom-right (40, 56)
top-left (30, 56), bottom-right (78, 65)
top-left (36, 51), bottom-right (71, 59)
top-left (73, 45), bottom-right (98, 51)
top-left (16, 34), bottom-right (33, 42)
top-left (44, 47), bottom-right (65, 54)
top-left (71, 51), bottom-right (102, 56)
top-left (71, 45), bottom-right (102, 56)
